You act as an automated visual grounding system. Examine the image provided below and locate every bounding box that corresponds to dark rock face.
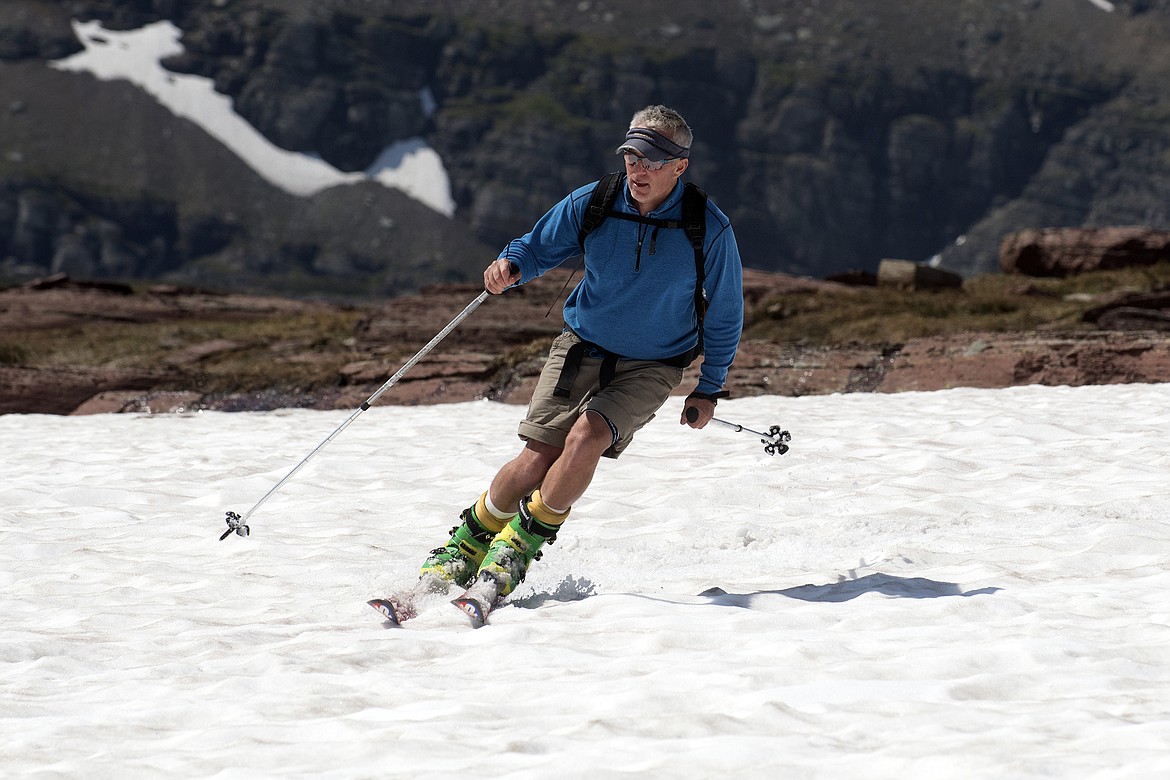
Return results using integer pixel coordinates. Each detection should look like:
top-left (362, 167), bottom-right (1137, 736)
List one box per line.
top-left (168, 12), bottom-right (444, 173)
top-left (0, 2), bottom-right (81, 60)
top-left (5, 0), bottom-right (1170, 294)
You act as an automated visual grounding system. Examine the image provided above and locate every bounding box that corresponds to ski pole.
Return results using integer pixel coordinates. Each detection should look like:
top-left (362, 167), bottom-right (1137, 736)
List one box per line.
top-left (220, 289), bottom-right (492, 540)
top-left (685, 406), bottom-right (791, 456)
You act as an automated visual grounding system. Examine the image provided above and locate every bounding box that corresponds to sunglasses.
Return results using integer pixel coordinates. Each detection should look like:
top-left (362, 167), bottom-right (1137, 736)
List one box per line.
top-left (623, 153), bottom-right (678, 172)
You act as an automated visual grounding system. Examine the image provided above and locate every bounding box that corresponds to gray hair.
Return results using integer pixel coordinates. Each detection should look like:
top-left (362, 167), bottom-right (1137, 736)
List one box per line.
top-left (630, 105), bottom-right (693, 150)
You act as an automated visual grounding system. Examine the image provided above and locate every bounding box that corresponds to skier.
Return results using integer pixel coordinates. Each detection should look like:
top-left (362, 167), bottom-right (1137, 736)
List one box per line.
top-left (423, 105), bottom-right (744, 609)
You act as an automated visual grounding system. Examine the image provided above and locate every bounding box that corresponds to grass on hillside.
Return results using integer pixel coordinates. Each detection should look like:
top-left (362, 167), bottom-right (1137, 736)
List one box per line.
top-left (746, 263), bottom-right (1170, 345)
top-left (5, 309), bottom-right (369, 394)
top-left (4, 264), bottom-right (1170, 398)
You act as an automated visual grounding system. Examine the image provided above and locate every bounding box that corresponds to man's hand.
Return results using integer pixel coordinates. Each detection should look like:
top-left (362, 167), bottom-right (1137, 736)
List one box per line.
top-left (484, 258), bottom-right (521, 294)
top-left (681, 397), bottom-right (715, 429)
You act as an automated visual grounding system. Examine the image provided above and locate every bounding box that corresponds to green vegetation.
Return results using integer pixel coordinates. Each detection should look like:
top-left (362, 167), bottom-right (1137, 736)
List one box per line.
top-left (0, 342), bottom-right (29, 365)
top-left (745, 263), bottom-right (1170, 346)
top-left (5, 308), bottom-right (368, 394)
top-left (6, 264), bottom-right (1170, 405)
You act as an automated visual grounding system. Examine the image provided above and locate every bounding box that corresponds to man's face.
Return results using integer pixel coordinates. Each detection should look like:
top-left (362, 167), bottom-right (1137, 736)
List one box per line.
top-left (623, 152), bottom-right (689, 214)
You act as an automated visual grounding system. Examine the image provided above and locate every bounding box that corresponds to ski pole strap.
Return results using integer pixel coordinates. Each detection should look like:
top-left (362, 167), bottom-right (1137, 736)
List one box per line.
top-left (686, 389), bottom-right (730, 406)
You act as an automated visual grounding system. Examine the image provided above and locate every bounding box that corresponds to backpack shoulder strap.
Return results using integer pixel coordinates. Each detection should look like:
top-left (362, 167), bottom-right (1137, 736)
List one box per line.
top-left (681, 182), bottom-right (710, 338)
top-left (577, 172), bottom-right (625, 250)
top-left (681, 182), bottom-right (708, 252)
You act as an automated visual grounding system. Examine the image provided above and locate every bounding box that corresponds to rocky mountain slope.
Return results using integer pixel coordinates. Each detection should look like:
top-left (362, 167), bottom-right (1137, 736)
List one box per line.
top-left (5, 0), bottom-right (1170, 298)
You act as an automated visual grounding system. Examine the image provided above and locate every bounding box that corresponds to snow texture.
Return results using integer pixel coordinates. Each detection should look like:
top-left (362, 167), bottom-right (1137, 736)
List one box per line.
top-left (3, 385), bottom-right (1170, 778)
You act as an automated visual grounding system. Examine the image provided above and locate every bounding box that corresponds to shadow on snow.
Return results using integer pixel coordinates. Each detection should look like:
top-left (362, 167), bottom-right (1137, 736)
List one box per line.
top-left (509, 572), bottom-right (999, 613)
top-left (699, 573), bottom-right (1001, 606)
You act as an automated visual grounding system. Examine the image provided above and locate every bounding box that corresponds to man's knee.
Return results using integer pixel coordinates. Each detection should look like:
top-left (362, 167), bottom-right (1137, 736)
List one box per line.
top-left (518, 438), bottom-right (560, 471)
top-left (565, 410), bottom-right (617, 456)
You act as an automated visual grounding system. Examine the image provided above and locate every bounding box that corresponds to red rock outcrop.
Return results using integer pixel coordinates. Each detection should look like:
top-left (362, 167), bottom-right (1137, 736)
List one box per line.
top-left (4, 270), bottom-right (1170, 416)
top-left (1000, 227), bottom-right (1170, 277)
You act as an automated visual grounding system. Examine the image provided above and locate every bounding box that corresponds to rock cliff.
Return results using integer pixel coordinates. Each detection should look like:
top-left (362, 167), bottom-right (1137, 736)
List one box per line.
top-left (5, 1), bottom-right (1170, 296)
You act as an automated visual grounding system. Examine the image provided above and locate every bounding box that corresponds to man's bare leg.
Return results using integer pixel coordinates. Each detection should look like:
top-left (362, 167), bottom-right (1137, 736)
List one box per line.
top-left (487, 439), bottom-right (561, 515)
top-left (487, 410), bottom-right (613, 514)
top-left (534, 411), bottom-right (614, 511)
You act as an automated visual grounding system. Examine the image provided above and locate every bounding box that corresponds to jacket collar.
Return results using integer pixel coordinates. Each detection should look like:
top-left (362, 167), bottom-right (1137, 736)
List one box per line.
top-left (618, 176), bottom-right (685, 218)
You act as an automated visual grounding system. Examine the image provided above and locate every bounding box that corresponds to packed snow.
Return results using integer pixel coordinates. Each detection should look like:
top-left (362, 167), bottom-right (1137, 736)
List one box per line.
top-left (50, 19), bottom-right (456, 215)
top-left (3, 382), bottom-right (1169, 778)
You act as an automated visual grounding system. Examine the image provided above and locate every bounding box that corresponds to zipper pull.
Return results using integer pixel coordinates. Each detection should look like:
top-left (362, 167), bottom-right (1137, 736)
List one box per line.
top-left (635, 224), bottom-right (645, 271)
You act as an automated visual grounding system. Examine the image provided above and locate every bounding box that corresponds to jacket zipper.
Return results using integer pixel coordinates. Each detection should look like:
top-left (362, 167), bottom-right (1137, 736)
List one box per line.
top-left (635, 222), bottom-right (647, 272)
top-left (634, 222), bottom-right (660, 271)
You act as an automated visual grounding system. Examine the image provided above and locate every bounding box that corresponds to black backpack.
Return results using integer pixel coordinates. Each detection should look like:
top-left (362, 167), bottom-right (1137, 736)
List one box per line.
top-left (576, 171), bottom-right (710, 342)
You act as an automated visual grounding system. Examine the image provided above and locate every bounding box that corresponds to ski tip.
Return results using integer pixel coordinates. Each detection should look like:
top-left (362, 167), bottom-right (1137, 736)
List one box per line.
top-left (367, 598), bottom-right (402, 627)
top-left (451, 596), bottom-right (487, 628)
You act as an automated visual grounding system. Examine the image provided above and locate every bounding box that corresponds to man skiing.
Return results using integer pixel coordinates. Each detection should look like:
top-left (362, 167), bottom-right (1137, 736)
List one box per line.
top-left (422, 105), bottom-right (744, 614)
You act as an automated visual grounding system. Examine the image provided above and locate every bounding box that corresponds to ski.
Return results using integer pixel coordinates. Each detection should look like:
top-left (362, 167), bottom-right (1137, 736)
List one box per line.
top-left (367, 593), bottom-right (415, 627)
top-left (368, 574), bottom-right (449, 627)
top-left (370, 574), bottom-right (505, 629)
top-left (451, 574), bottom-right (502, 629)
top-left (367, 597), bottom-right (401, 625)
top-left (451, 594), bottom-right (489, 628)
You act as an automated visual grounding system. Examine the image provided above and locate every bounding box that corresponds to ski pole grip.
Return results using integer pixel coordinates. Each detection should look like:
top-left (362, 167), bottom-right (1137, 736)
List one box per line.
top-left (685, 406), bottom-right (699, 423)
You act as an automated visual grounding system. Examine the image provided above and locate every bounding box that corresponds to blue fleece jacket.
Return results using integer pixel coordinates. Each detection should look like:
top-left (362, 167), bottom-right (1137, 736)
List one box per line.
top-left (500, 176), bottom-right (744, 395)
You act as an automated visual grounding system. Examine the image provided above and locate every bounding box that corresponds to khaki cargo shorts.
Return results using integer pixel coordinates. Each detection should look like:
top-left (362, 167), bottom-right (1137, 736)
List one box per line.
top-left (518, 330), bottom-right (684, 458)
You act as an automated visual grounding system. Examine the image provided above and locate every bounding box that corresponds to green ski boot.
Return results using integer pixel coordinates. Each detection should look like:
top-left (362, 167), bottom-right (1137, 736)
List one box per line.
top-left (419, 505), bottom-right (496, 589)
top-left (475, 498), bottom-right (561, 597)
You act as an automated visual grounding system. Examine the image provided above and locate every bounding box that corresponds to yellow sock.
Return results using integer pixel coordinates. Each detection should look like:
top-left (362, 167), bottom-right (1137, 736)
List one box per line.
top-left (474, 492), bottom-right (510, 533)
top-left (528, 489), bottom-right (570, 527)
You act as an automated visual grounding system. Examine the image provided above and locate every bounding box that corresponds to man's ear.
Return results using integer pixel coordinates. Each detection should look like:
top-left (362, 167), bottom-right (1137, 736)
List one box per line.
top-left (674, 158), bottom-right (689, 178)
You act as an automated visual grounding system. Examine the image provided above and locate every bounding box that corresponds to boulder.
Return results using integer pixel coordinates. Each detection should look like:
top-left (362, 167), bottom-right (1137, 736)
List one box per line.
top-left (1083, 289), bottom-right (1170, 331)
top-left (877, 259), bottom-right (962, 291)
top-left (1000, 227), bottom-right (1170, 277)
